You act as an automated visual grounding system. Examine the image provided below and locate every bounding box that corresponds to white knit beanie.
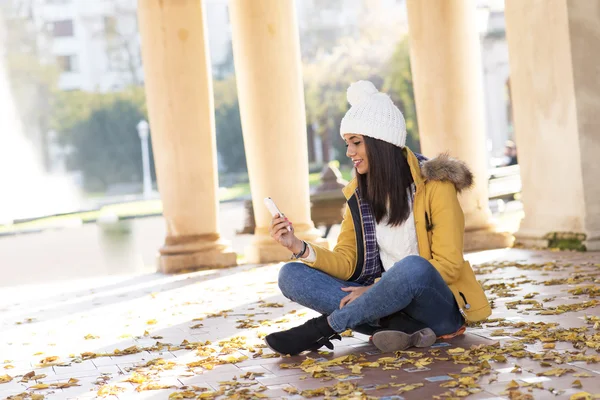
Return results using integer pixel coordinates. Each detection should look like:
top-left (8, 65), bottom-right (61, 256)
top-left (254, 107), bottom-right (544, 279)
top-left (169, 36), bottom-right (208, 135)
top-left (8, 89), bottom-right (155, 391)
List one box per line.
top-left (339, 80), bottom-right (407, 148)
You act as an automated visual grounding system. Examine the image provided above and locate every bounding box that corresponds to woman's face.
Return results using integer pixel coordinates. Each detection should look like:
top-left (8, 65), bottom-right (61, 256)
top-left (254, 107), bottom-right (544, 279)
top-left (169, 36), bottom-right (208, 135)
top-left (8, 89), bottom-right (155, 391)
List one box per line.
top-left (344, 133), bottom-right (368, 174)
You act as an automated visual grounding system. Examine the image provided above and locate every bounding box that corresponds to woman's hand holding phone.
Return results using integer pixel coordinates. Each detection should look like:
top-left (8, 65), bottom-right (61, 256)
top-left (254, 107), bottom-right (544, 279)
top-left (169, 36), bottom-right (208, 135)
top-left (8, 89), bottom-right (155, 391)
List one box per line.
top-left (269, 214), bottom-right (299, 249)
top-left (265, 197), bottom-right (305, 255)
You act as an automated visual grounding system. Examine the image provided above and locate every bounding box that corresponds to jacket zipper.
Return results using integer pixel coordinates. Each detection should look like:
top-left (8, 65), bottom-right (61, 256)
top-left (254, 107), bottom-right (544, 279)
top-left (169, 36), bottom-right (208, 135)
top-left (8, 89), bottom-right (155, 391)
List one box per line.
top-left (458, 292), bottom-right (471, 318)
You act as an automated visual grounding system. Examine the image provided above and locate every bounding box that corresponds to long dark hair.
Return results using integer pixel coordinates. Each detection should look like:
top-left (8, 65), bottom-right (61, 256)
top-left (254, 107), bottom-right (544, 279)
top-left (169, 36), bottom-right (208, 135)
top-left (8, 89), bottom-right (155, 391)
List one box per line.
top-left (357, 136), bottom-right (414, 226)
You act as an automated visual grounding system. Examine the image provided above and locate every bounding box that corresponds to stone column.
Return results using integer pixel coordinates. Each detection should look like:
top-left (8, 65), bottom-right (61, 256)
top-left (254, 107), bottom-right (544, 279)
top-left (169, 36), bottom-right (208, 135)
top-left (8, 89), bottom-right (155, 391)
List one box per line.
top-left (229, 0), bottom-right (328, 263)
top-left (505, 0), bottom-right (600, 251)
top-left (406, 0), bottom-right (512, 251)
top-left (138, 0), bottom-right (237, 272)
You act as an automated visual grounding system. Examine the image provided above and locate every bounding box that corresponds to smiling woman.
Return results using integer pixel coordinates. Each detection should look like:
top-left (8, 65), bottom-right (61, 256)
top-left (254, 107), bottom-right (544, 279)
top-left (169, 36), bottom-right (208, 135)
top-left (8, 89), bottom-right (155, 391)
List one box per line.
top-left (344, 135), bottom-right (368, 174)
top-left (264, 80), bottom-right (490, 356)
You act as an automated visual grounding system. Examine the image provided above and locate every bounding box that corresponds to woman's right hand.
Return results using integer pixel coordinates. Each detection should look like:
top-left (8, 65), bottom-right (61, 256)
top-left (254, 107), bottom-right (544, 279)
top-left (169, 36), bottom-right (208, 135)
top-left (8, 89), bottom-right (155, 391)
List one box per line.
top-left (270, 214), bottom-right (300, 251)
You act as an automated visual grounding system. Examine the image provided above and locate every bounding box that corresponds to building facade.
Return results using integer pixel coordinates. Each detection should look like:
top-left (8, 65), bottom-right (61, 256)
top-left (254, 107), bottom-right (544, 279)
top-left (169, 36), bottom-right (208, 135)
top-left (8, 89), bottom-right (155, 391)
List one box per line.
top-left (26, 0), bottom-right (232, 91)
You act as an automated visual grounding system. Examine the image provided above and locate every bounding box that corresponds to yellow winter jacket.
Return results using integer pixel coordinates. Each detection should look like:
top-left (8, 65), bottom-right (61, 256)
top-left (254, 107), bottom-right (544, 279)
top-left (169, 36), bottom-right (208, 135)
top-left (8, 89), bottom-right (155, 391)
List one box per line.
top-left (303, 147), bottom-right (491, 322)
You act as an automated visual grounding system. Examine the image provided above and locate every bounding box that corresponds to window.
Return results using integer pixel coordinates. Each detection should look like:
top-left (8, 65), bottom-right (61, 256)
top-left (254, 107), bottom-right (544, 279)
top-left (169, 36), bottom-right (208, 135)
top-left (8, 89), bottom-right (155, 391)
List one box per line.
top-left (57, 55), bottom-right (78, 72)
top-left (52, 20), bottom-right (74, 37)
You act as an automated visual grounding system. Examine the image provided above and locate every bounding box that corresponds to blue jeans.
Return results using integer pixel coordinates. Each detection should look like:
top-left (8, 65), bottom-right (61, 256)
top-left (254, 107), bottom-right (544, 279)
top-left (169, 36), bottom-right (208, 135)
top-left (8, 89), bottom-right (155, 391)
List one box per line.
top-left (278, 255), bottom-right (464, 336)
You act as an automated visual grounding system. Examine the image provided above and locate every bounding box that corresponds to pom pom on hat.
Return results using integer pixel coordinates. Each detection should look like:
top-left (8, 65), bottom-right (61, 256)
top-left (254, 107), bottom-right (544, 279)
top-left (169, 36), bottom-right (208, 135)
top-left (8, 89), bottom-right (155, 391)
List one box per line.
top-left (346, 80), bottom-right (379, 106)
top-left (340, 80), bottom-right (407, 148)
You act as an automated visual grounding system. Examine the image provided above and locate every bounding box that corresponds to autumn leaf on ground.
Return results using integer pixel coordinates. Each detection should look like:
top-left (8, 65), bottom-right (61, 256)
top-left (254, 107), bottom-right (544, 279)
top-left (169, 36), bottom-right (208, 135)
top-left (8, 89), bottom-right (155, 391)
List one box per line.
top-left (440, 381), bottom-right (459, 388)
top-left (84, 334), bottom-right (99, 340)
top-left (39, 356), bottom-right (58, 364)
top-left (97, 384), bottom-right (126, 397)
top-left (282, 386), bottom-right (298, 394)
top-left (112, 345), bottom-right (141, 356)
top-left (537, 300), bottom-right (599, 315)
top-left (397, 383), bottom-right (424, 393)
top-left (537, 368), bottom-right (575, 377)
top-left (236, 319), bottom-right (259, 329)
top-left (570, 393), bottom-right (594, 400)
top-left (260, 353), bottom-right (280, 359)
top-left (258, 302), bottom-right (283, 308)
top-left (123, 372), bottom-right (148, 384)
top-left (53, 378), bottom-right (80, 388)
top-left (146, 319), bottom-right (157, 325)
top-left (568, 285), bottom-right (600, 297)
top-left (447, 347), bottom-right (466, 355)
top-left (15, 317), bottom-right (36, 325)
top-left (239, 371), bottom-right (265, 380)
top-left (29, 383), bottom-right (50, 390)
top-left (493, 354), bottom-right (507, 362)
top-left (506, 380), bottom-right (520, 389)
top-left (0, 374), bottom-right (12, 383)
top-left (169, 391), bottom-right (197, 399)
top-left (460, 366), bottom-right (480, 374)
top-left (206, 309), bottom-right (233, 318)
top-left (135, 383), bottom-right (176, 392)
top-left (81, 352), bottom-right (97, 360)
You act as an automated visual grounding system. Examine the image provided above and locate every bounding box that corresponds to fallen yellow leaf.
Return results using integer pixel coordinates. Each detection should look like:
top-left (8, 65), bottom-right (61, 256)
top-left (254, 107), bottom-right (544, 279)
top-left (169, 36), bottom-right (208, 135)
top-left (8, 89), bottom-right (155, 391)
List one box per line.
top-left (506, 380), bottom-right (520, 389)
top-left (570, 393), bottom-right (592, 400)
top-left (169, 391), bottom-right (197, 399)
top-left (39, 356), bottom-right (58, 365)
top-left (397, 383), bottom-right (424, 393)
top-left (84, 334), bottom-right (99, 340)
top-left (537, 368), bottom-right (575, 377)
top-left (29, 383), bottom-right (50, 390)
top-left (97, 384), bottom-right (126, 397)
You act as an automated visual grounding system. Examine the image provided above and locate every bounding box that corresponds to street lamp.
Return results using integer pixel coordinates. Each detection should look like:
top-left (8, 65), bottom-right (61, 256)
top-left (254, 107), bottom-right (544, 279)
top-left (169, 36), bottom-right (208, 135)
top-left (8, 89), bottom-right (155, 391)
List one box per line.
top-left (136, 119), bottom-right (152, 199)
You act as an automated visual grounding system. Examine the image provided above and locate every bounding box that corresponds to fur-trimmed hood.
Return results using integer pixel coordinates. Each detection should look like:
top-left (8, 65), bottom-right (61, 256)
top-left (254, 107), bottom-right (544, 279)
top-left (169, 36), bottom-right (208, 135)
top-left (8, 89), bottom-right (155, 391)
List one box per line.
top-left (420, 153), bottom-right (474, 193)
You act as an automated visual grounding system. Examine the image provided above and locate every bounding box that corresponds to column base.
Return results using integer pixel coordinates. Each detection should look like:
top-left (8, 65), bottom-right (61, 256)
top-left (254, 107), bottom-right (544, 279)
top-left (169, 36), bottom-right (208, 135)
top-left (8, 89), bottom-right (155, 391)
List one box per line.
top-left (515, 230), bottom-right (599, 251)
top-left (464, 226), bottom-right (514, 252)
top-left (158, 235), bottom-right (237, 273)
top-left (245, 226), bottom-right (330, 264)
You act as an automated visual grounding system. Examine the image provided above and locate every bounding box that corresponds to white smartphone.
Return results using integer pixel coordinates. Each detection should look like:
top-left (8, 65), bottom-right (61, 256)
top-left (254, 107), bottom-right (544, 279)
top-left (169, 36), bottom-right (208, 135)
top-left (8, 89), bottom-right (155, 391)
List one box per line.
top-left (264, 197), bottom-right (292, 232)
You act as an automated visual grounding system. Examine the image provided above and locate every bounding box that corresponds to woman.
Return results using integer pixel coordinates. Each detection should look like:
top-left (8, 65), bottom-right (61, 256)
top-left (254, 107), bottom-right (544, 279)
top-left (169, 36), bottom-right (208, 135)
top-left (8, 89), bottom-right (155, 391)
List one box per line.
top-left (265, 81), bottom-right (491, 356)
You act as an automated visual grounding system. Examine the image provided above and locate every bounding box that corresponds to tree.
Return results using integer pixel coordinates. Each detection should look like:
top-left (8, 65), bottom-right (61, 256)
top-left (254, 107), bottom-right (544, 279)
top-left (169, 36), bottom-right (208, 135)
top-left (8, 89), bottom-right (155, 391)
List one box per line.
top-left (101, 2), bottom-right (143, 87)
top-left (382, 37), bottom-right (420, 152)
top-left (303, 38), bottom-right (392, 164)
top-left (51, 88), bottom-right (153, 192)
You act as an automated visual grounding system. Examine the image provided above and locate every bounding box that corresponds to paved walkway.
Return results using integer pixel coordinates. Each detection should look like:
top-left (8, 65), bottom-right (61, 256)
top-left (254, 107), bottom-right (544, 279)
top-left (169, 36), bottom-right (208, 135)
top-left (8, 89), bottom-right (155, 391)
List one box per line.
top-left (1, 248), bottom-right (598, 400)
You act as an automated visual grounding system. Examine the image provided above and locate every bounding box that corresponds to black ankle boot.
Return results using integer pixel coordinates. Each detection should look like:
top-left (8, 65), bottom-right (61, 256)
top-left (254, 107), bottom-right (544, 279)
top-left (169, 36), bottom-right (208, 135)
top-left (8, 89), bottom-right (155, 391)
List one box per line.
top-left (265, 315), bottom-right (341, 355)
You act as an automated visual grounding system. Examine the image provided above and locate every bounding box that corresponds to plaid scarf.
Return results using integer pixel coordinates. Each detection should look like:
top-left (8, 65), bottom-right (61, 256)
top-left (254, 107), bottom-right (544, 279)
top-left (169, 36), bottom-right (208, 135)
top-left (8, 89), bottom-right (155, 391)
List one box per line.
top-left (353, 189), bottom-right (383, 285)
